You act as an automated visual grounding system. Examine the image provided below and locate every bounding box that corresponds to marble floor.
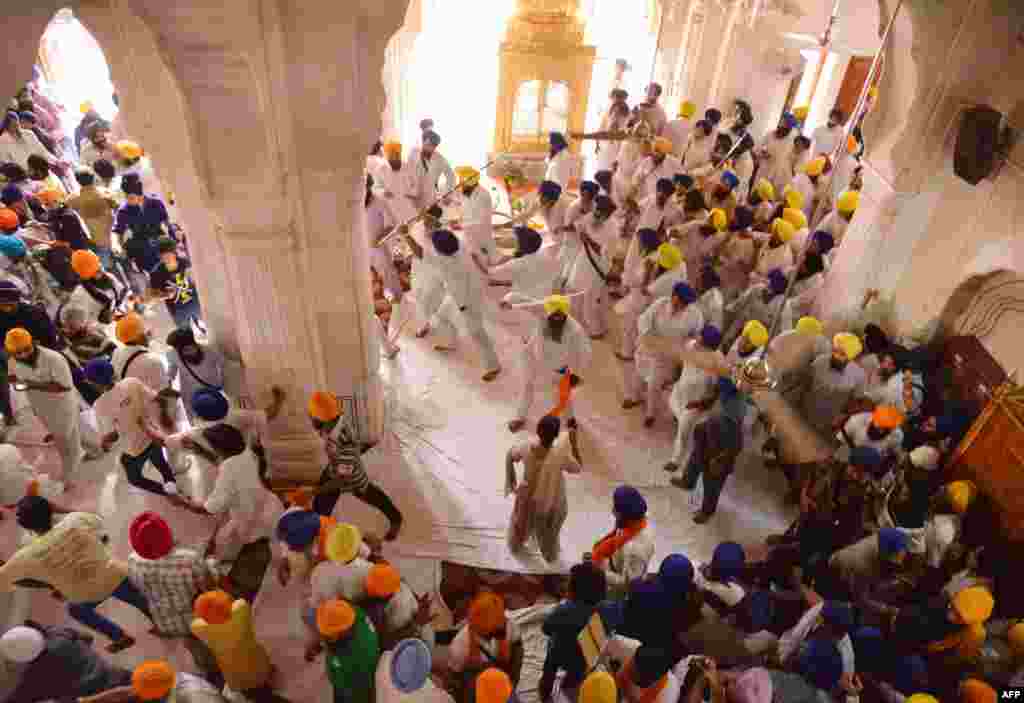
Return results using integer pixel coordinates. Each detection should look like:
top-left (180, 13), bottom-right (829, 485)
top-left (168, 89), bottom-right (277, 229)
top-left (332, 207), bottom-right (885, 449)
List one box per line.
top-left (1, 275), bottom-right (797, 700)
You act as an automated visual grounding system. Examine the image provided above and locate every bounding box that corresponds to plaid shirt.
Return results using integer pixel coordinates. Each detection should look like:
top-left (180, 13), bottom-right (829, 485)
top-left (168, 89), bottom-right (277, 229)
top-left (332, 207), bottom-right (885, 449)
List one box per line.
top-left (323, 420), bottom-right (369, 494)
top-left (128, 547), bottom-right (218, 636)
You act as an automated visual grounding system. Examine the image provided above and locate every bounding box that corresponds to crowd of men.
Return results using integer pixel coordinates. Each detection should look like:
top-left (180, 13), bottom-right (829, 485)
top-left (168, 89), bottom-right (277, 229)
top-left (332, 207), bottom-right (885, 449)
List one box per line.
top-left (0, 68), bottom-right (1017, 703)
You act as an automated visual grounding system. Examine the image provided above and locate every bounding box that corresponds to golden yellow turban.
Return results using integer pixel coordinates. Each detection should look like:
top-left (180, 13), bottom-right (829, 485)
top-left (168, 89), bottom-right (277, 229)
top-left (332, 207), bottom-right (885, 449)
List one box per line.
top-left (656, 243), bottom-right (683, 271)
top-left (115, 140), bottom-right (143, 160)
top-left (132, 661), bottom-right (176, 701)
top-left (468, 591), bottom-right (506, 636)
top-left (543, 294), bottom-right (571, 317)
top-left (796, 316), bottom-right (823, 336)
top-left (905, 696), bottom-right (938, 703)
top-left (783, 185), bottom-right (805, 211)
top-left (325, 522), bottom-right (362, 563)
top-left (743, 320), bottom-right (769, 348)
top-left (115, 312), bottom-right (146, 344)
top-left (804, 156), bottom-right (827, 177)
top-left (308, 391), bottom-right (342, 421)
top-left (832, 332), bottom-right (863, 360)
top-left (792, 105), bottom-right (810, 121)
top-left (4, 328), bottom-right (32, 354)
top-left (783, 208), bottom-right (808, 230)
top-left (476, 668), bottom-right (513, 703)
top-left (771, 218), bottom-right (795, 243)
top-left (580, 671), bottom-right (617, 703)
top-left (653, 137), bottom-right (673, 155)
top-left (755, 178), bottom-right (775, 202)
top-left (946, 480), bottom-right (978, 515)
top-left (709, 208), bottom-right (728, 232)
top-left (80, 101), bottom-right (94, 114)
top-left (317, 599), bottom-right (356, 640)
top-left (960, 678), bottom-right (997, 703)
top-left (366, 563), bottom-right (401, 598)
top-left (837, 190), bottom-right (860, 215)
top-left (678, 101), bottom-right (697, 119)
top-left (382, 141), bottom-right (402, 159)
top-left (71, 250), bottom-right (102, 280)
top-left (455, 166), bottom-right (480, 185)
top-left (950, 585), bottom-right (995, 624)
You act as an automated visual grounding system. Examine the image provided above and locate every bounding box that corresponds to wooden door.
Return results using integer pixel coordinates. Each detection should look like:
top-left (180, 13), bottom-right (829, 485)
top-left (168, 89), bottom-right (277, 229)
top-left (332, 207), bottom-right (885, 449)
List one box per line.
top-left (833, 56), bottom-right (873, 119)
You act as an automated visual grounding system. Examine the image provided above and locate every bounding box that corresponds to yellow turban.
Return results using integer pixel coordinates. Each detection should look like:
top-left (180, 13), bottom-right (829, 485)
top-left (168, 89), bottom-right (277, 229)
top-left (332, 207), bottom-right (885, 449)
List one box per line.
top-left (382, 141), bottom-right (402, 158)
top-left (837, 190), bottom-right (860, 214)
top-left (653, 137), bottom-right (673, 155)
top-left (792, 105), bottom-right (810, 121)
top-left (804, 156), bottom-right (827, 177)
top-left (80, 101), bottom-right (95, 114)
top-left (468, 591), bottom-right (506, 636)
top-left (317, 599), bottom-right (356, 640)
top-left (906, 696), bottom-right (939, 703)
top-left (783, 208), bottom-right (808, 230)
top-left (743, 320), bottom-right (769, 348)
top-left (308, 391), bottom-right (341, 421)
top-left (754, 178), bottom-right (775, 202)
top-left (366, 563), bottom-right (401, 598)
top-left (543, 294), bottom-right (571, 317)
top-left (1007, 621), bottom-right (1024, 655)
top-left (656, 243), bottom-right (683, 271)
top-left (960, 678), bottom-right (997, 703)
top-left (832, 332), bottom-right (863, 361)
top-left (796, 316), bottom-right (823, 336)
top-left (325, 522), bottom-right (362, 563)
top-left (476, 668), bottom-right (513, 703)
top-left (115, 312), bottom-right (146, 343)
top-left (783, 185), bottom-right (805, 211)
top-left (678, 101), bottom-right (697, 119)
top-left (580, 671), bottom-right (617, 703)
top-left (132, 661), bottom-right (176, 701)
top-left (868, 86), bottom-right (880, 101)
top-left (193, 590), bottom-right (234, 624)
top-left (455, 166), bottom-right (480, 185)
top-left (4, 328), bottom-right (32, 354)
top-left (951, 586), bottom-right (995, 625)
top-left (115, 140), bottom-right (143, 160)
top-left (71, 250), bottom-right (102, 280)
top-left (945, 480), bottom-right (978, 515)
top-left (709, 208), bottom-right (728, 232)
top-left (35, 189), bottom-right (63, 207)
top-left (771, 218), bottom-right (795, 243)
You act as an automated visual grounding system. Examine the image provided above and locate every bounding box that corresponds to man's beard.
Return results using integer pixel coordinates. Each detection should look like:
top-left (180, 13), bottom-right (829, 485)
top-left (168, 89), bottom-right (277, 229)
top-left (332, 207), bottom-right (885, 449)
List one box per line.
top-left (867, 425), bottom-right (889, 441)
top-left (546, 318), bottom-right (567, 342)
top-left (830, 358), bottom-right (847, 372)
top-left (462, 186), bottom-right (474, 196)
top-left (879, 367), bottom-right (895, 381)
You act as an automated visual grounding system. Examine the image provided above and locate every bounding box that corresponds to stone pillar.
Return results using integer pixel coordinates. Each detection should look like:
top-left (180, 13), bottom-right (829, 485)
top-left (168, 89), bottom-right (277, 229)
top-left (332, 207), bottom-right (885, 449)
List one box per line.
top-left (683, 4), bottom-right (707, 101)
top-left (706, 0), bottom-right (745, 107)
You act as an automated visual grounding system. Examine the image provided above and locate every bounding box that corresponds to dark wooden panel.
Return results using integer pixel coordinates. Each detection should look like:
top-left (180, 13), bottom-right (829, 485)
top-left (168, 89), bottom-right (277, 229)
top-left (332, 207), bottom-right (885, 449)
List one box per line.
top-left (942, 336), bottom-right (1008, 417)
top-left (833, 57), bottom-right (873, 119)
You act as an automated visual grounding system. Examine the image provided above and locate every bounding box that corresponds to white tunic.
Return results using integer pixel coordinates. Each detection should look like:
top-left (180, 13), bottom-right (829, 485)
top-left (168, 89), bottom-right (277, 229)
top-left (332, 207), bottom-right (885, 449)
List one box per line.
top-left (406, 148), bottom-right (455, 206)
top-left (636, 196), bottom-right (682, 232)
top-left (373, 165), bottom-right (418, 224)
top-left (682, 133), bottom-right (714, 171)
top-left (841, 412), bottom-right (905, 458)
top-left (204, 448), bottom-right (276, 541)
top-left (111, 344), bottom-right (170, 392)
top-left (525, 316), bottom-right (592, 374)
top-left (435, 248), bottom-right (484, 308)
top-left (637, 298), bottom-right (703, 383)
top-left (545, 149), bottom-right (575, 189)
top-left (803, 354), bottom-right (867, 432)
top-left (697, 288), bottom-right (725, 331)
top-left (669, 340), bottom-right (721, 417)
top-left (604, 523), bottom-right (657, 597)
top-left (11, 347), bottom-right (78, 439)
top-left (631, 155), bottom-right (682, 202)
top-left (662, 119), bottom-right (692, 159)
top-left (493, 253), bottom-right (561, 304)
top-left (760, 133), bottom-right (796, 192)
top-left (566, 213), bottom-right (615, 291)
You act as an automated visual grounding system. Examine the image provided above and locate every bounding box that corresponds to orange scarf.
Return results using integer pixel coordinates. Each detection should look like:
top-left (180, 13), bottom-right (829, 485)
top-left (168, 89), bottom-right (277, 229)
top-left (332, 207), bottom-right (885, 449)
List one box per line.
top-left (467, 629), bottom-right (512, 669)
top-left (592, 519), bottom-right (647, 566)
top-left (550, 372), bottom-right (574, 417)
top-left (316, 516), bottom-right (337, 562)
top-left (616, 658), bottom-right (668, 703)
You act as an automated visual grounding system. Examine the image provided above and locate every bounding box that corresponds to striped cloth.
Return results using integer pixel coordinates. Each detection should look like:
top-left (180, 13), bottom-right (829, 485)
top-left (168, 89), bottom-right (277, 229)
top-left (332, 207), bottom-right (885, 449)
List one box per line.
top-left (323, 420), bottom-right (370, 494)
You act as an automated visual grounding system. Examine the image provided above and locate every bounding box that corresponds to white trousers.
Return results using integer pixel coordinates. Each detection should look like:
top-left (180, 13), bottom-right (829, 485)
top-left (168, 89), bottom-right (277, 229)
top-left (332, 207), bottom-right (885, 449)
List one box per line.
top-left (581, 282), bottom-right (608, 337)
top-left (625, 356), bottom-right (675, 419)
top-left (414, 277), bottom-right (445, 329)
top-left (516, 368), bottom-right (573, 422)
top-left (433, 296), bottom-right (500, 371)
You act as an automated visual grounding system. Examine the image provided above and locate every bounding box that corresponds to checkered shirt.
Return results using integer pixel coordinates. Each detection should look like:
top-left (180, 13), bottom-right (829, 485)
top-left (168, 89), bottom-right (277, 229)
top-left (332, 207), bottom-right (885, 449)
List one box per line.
top-left (128, 547), bottom-right (218, 636)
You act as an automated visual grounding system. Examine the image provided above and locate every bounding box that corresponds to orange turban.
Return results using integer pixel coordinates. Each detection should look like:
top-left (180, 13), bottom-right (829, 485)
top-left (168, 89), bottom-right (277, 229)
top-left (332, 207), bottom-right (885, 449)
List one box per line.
top-left (132, 661), bottom-right (176, 701)
top-left (4, 328), bottom-right (32, 354)
top-left (951, 586), bottom-right (995, 625)
top-left (468, 591), bottom-right (506, 636)
top-left (0, 208), bottom-right (18, 231)
top-left (476, 668), bottom-right (513, 703)
top-left (871, 405), bottom-right (905, 430)
top-left (193, 590), bottom-right (234, 625)
top-left (35, 190), bottom-right (63, 208)
top-left (308, 391), bottom-right (341, 421)
top-left (317, 599), bottom-right (356, 640)
top-left (71, 250), bottom-right (102, 280)
top-left (960, 679), bottom-right (997, 703)
top-left (115, 312), bottom-right (146, 343)
top-left (366, 563), bottom-right (401, 598)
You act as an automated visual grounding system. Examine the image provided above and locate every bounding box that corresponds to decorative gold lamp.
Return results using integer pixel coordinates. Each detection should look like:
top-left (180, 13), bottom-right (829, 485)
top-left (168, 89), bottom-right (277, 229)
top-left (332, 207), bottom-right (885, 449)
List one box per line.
top-left (492, 0), bottom-right (596, 184)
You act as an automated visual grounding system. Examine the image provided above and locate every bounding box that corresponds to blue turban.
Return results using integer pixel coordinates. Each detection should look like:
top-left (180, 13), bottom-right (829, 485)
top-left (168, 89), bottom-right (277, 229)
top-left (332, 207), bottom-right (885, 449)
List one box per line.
top-left (549, 132), bottom-right (568, 150)
top-left (0, 281), bottom-right (21, 302)
top-left (655, 177), bottom-right (675, 195)
top-left (17, 111), bottom-right (36, 123)
top-left (701, 324), bottom-right (722, 350)
top-left (658, 554), bottom-right (694, 596)
top-left (812, 230), bottom-right (835, 253)
top-left (637, 228), bottom-right (660, 253)
top-left (710, 541), bottom-right (746, 582)
top-left (672, 282), bottom-right (697, 304)
top-left (732, 206), bottom-right (754, 231)
top-left (674, 174), bottom-right (694, 189)
top-left (431, 229), bottom-right (459, 256)
top-left (877, 527), bottom-right (909, 556)
top-left (0, 235), bottom-right (26, 258)
top-left (1, 185), bottom-right (23, 206)
top-left (849, 446), bottom-right (883, 470)
top-left (850, 626), bottom-right (884, 672)
top-left (767, 268), bottom-right (787, 294)
top-left (721, 171), bottom-right (740, 190)
top-left (514, 226), bottom-right (542, 256)
top-left (276, 509), bottom-right (321, 550)
top-left (888, 654), bottom-right (928, 694)
top-left (422, 130), bottom-right (440, 146)
top-left (718, 376), bottom-right (738, 398)
top-left (797, 638), bottom-right (843, 692)
top-left (624, 578), bottom-right (672, 643)
top-left (936, 409), bottom-right (971, 438)
top-left (191, 389), bottom-right (230, 422)
top-left (821, 601), bottom-right (854, 631)
top-left (390, 638), bottom-right (432, 693)
top-left (613, 485), bottom-right (647, 520)
top-left (739, 589), bottom-right (775, 632)
top-left (84, 358), bottom-right (115, 386)
top-left (580, 180), bottom-right (599, 196)
top-left (539, 180), bottom-right (562, 201)
top-left (782, 112), bottom-right (799, 130)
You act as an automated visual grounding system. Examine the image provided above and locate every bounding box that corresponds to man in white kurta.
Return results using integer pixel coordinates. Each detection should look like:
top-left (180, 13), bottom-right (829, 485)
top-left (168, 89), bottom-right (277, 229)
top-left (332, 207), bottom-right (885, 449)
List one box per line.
top-left (840, 409), bottom-right (905, 464)
top-left (205, 439), bottom-right (278, 560)
top-left (681, 121), bottom-right (715, 171)
top-left (758, 117), bottom-right (799, 193)
top-left (594, 485), bottom-right (656, 599)
top-left (801, 334), bottom-right (868, 436)
top-left (509, 295), bottom-right (591, 432)
top-left (565, 197), bottom-right (618, 338)
top-left (455, 167), bottom-right (497, 264)
top-left (365, 183), bottom-right (404, 300)
top-left (0, 443), bottom-right (64, 504)
top-left (631, 139), bottom-right (681, 204)
top-left (375, 141), bottom-right (419, 225)
top-left (811, 109), bottom-right (846, 159)
top-left (662, 101), bottom-right (696, 160)
top-left (665, 327), bottom-right (725, 472)
top-left (545, 133), bottom-right (575, 189)
top-left (6, 331), bottom-right (82, 487)
top-left (627, 283), bottom-right (704, 426)
top-left (636, 178), bottom-right (683, 233)
top-left (407, 130), bottom-right (455, 209)
top-left (489, 226), bottom-right (561, 313)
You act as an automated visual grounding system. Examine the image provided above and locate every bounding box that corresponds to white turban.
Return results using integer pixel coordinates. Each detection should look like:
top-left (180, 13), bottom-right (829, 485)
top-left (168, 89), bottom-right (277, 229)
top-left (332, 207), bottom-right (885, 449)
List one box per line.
top-left (0, 626), bottom-right (45, 663)
top-left (909, 445), bottom-right (941, 471)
